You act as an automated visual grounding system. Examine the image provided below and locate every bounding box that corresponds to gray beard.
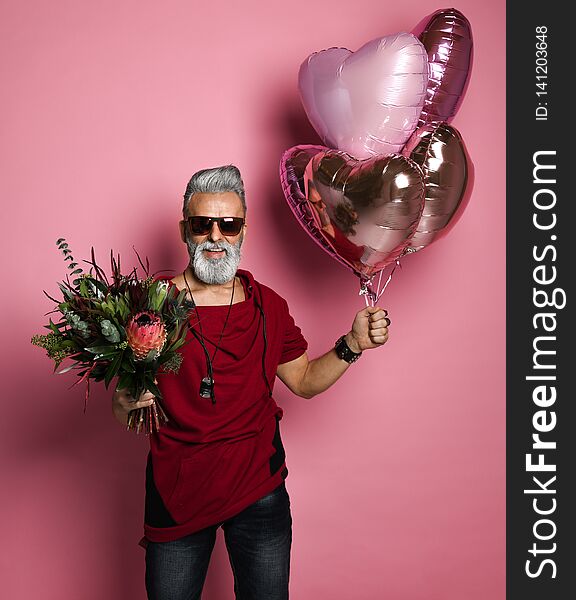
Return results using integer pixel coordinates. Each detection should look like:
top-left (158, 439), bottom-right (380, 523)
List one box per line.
top-left (186, 236), bottom-right (243, 285)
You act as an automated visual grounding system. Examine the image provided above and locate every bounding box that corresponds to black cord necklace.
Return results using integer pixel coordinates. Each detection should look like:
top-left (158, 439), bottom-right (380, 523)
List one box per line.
top-left (183, 268), bottom-right (235, 403)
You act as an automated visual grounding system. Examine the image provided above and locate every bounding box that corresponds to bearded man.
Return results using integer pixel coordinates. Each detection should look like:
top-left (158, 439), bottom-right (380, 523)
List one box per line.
top-left (112, 165), bottom-right (390, 600)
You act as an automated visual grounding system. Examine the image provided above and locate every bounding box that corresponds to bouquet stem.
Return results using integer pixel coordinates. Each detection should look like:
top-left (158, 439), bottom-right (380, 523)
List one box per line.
top-left (127, 400), bottom-right (168, 435)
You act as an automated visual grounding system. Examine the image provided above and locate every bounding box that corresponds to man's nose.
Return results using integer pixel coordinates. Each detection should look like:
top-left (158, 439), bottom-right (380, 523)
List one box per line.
top-left (208, 220), bottom-right (223, 242)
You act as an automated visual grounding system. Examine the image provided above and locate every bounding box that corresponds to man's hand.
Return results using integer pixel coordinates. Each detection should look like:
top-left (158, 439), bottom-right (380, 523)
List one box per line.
top-left (345, 306), bottom-right (390, 353)
top-left (112, 387), bottom-right (156, 427)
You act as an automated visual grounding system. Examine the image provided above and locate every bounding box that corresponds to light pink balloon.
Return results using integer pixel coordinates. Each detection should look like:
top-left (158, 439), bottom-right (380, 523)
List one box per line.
top-left (298, 32), bottom-right (429, 159)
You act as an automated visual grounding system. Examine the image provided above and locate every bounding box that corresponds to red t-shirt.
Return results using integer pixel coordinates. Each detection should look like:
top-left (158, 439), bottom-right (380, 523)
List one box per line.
top-left (142, 269), bottom-right (308, 543)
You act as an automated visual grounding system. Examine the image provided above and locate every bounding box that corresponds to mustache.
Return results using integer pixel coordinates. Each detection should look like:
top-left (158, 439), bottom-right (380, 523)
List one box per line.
top-left (200, 240), bottom-right (229, 252)
top-left (186, 236), bottom-right (243, 254)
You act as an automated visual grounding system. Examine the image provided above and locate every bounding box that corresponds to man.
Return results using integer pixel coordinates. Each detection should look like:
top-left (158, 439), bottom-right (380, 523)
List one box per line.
top-left (112, 165), bottom-right (390, 600)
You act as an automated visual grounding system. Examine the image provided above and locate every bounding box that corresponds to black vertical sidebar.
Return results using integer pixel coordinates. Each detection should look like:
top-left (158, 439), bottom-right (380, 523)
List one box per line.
top-left (507, 2), bottom-right (573, 599)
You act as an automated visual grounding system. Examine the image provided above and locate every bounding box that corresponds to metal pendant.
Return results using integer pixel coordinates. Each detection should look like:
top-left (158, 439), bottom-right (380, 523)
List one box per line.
top-left (199, 376), bottom-right (214, 399)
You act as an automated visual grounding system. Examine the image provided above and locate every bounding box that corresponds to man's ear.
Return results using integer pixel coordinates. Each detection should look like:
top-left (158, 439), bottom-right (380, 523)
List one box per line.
top-left (179, 220), bottom-right (187, 243)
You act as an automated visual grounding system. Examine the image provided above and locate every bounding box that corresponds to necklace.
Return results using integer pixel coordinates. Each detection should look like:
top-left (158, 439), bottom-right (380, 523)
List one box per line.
top-left (183, 269), bottom-right (235, 402)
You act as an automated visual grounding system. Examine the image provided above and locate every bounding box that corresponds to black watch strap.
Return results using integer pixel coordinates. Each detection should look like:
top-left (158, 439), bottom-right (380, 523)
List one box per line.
top-left (334, 335), bottom-right (362, 363)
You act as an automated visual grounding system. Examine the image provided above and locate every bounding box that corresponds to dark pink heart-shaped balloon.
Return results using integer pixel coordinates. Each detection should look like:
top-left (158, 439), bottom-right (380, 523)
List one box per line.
top-left (298, 32), bottom-right (429, 159)
top-left (412, 8), bottom-right (473, 127)
top-left (402, 122), bottom-right (474, 252)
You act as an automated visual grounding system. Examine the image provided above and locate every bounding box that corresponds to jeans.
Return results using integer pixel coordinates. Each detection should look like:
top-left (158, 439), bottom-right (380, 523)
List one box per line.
top-left (145, 482), bottom-right (292, 600)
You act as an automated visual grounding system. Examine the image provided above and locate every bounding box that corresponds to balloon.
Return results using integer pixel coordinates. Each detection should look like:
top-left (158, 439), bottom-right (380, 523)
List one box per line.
top-left (298, 32), bottom-right (429, 159)
top-left (279, 144), bottom-right (354, 274)
top-left (412, 8), bottom-right (473, 127)
top-left (401, 122), bottom-right (474, 252)
top-left (299, 149), bottom-right (425, 280)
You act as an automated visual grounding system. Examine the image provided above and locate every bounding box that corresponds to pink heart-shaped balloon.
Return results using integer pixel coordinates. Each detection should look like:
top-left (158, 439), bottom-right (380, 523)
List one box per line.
top-left (412, 8), bottom-right (473, 127)
top-left (279, 145), bottom-right (425, 280)
top-left (298, 32), bottom-right (429, 159)
top-left (280, 144), bottom-right (353, 273)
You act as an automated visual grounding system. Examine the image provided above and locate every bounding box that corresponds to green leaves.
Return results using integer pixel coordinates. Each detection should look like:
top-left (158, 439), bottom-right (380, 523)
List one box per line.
top-left (84, 345), bottom-right (117, 357)
top-left (144, 377), bottom-right (162, 399)
top-left (56, 238), bottom-right (84, 282)
top-left (58, 282), bottom-right (75, 301)
top-left (104, 349), bottom-right (124, 388)
top-left (114, 295), bottom-right (129, 321)
top-left (100, 320), bottom-right (121, 343)
top-left (148, 280), bottom-right (169, 313)
top-left (64, 311), bottom-right (89, 337)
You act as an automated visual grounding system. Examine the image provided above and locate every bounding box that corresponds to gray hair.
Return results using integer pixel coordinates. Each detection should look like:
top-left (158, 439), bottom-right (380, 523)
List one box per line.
top-left (183, 165), bottom-right (246, 216)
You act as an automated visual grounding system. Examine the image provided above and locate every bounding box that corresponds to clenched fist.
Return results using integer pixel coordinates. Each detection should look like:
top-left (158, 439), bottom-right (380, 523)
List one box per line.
top-left (345, 306), bottom-right (390, 353)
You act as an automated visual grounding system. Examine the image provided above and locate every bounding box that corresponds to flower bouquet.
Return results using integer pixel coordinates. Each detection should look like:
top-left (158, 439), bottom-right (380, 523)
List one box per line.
top-left (32, 239), bottom-right (194, 434)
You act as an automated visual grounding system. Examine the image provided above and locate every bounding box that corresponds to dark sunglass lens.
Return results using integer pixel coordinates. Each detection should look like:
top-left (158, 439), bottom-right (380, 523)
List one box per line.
top-left (219, 218), bottom-right (243, 235)
top-left (189, 217), bottom-right (211, 234)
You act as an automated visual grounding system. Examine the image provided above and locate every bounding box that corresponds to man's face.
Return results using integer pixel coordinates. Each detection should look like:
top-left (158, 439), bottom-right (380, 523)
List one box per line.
top-left (180, 192), bottom-right (246, 285)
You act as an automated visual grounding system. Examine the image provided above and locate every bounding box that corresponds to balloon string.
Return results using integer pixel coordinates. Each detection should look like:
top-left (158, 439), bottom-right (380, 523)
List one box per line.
top-left (359, 259), bottom-right (401, 307)
top-left (375, 270), bottom-right (383, 301)
top-left (375, 259), bottom-right (401, 303)
top-left (363, 292), bottom-right (370, 308)
top-left (364, 270), bottom-right (384, 307)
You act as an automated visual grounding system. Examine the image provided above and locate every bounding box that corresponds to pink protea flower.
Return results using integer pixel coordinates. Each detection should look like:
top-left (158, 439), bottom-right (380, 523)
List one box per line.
top-left (126, 311), bottom-right (167, 360)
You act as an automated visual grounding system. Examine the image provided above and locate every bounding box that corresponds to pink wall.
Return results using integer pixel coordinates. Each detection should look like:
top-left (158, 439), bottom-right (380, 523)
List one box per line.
top-left (1, 1), bottom-right (505, 598)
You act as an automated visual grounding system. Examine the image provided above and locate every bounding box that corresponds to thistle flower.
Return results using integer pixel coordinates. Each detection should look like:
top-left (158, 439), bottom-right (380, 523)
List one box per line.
top-left (161, 352), bottom-right (184, 374)
top-left (125, 311), bottom-right (167, 360)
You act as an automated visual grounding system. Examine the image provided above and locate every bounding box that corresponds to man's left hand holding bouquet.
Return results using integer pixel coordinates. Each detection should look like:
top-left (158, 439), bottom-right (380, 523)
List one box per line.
top-left (112, 386), bottom-right (157, 428)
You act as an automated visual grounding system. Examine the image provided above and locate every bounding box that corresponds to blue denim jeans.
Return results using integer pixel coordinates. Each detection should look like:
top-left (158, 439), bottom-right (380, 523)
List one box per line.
top-left (145, 482), bottom-right (292, 600)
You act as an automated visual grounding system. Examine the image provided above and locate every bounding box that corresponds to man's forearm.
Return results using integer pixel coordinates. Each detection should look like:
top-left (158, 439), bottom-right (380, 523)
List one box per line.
top-left (298, 333), bottom-right (359, 398)
top-left (277, 308), bottom-right (389, 399)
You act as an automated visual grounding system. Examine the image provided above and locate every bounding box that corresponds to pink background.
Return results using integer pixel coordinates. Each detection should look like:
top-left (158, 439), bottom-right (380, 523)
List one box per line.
top-left (1, 1), bottom-right (505, 598)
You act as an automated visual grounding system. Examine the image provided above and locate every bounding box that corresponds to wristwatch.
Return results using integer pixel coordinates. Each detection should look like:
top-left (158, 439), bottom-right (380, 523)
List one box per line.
top-left (334, 335), bottom-right (362, 363)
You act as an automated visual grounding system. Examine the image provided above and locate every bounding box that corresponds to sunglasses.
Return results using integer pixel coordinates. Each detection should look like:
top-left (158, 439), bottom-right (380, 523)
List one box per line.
top-left (186, 216), bottom-right (245, 236)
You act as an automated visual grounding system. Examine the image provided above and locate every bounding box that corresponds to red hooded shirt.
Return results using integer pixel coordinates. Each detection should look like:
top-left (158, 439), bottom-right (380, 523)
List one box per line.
top-left (142, 269), bottom-right (308, 543)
